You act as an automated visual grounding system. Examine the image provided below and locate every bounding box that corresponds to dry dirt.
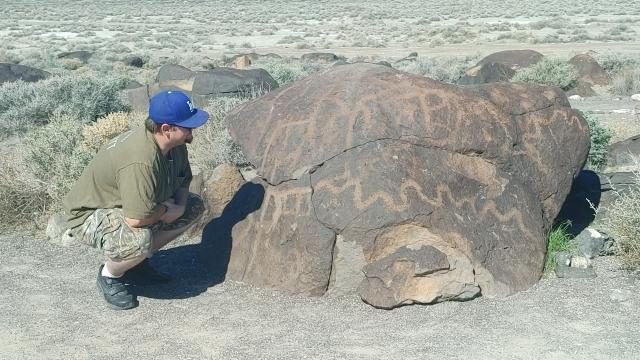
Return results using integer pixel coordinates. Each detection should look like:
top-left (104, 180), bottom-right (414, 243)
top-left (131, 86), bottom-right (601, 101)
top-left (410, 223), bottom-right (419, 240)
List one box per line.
top-left (1, 230), bottom-right (639, 360)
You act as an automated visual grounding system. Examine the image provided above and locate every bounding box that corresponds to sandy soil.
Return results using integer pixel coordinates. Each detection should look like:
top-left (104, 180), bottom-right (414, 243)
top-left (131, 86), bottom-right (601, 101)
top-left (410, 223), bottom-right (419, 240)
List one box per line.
top-left (1, 230), bottom-right (639, 360)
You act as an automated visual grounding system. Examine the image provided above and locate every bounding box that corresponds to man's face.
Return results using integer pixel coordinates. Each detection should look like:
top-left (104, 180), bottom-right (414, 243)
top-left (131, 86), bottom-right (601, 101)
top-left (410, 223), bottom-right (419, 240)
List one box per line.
top-left (170, 125), bottom-right (193, 145)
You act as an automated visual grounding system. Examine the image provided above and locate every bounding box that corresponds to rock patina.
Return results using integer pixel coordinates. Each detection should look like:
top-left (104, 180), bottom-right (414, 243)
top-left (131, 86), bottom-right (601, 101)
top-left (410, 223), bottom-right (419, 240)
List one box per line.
top-left (225, 63), bottom-right (590, 308)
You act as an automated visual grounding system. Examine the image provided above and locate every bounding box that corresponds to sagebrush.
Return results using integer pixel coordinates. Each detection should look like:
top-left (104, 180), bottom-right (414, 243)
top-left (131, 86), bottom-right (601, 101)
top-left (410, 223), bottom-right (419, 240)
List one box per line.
top-left (0, 73), bottom-right (129, 136)
top-left (512, 57), bottom-right (578, 90)
top-left (606, 168), bottom-right (640, 270)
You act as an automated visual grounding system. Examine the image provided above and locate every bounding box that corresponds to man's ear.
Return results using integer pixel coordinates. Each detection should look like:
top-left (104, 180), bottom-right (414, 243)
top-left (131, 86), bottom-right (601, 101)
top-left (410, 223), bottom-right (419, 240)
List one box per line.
top-left (160, 123), bottom-right (172, 134)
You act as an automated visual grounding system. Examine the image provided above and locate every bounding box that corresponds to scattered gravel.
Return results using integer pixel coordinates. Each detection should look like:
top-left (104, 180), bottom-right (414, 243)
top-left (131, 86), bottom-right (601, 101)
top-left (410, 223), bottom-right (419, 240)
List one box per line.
top-left (1, 232), bottom-right (639, 360)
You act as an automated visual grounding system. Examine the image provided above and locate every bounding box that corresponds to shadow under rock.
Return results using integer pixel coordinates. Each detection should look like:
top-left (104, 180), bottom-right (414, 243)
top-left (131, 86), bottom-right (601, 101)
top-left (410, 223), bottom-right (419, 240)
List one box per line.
top-left (554, 170), bottom-right (601, 236)
top-left (134, 182), bottom-right (264, 300)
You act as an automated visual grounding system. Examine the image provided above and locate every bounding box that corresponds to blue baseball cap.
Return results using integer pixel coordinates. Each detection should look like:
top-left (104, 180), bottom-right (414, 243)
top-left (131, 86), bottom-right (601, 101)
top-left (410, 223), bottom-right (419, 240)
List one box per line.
top-left (148, 90), bottom-right (209, 128)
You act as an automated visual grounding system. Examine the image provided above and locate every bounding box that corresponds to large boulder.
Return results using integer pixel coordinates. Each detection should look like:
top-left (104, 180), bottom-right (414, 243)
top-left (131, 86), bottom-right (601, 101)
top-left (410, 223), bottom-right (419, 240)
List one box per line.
top-left (568, 54), bottom-right (611, 86)
top-left (457, 62), bottom-right (516, 85)
top-left (156, 64), bottom-right (195, 90)
top-left (190, 67), bottom-right (278, 106)
top-left (224, 64), bottom-right (589, 308)
top-left (477, 50), bottom-right (544, 70)
top-left (0, 63), bottom-right (50, 84)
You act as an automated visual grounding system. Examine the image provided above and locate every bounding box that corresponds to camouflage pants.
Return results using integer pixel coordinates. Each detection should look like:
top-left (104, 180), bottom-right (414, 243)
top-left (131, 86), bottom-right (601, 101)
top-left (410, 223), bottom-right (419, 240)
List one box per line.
top-left (71, 193), bottom-right (204, 260)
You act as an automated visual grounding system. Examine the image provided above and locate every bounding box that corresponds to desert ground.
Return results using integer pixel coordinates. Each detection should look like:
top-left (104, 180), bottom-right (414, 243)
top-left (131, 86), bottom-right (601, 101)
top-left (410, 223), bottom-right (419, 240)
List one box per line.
top-left (1, 0), bottom-right (640, 359)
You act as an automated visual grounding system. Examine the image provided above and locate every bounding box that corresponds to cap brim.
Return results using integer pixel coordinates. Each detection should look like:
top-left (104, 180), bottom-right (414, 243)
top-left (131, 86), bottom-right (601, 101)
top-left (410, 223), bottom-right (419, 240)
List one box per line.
top-left (177, 109), bottom-right (209, 129)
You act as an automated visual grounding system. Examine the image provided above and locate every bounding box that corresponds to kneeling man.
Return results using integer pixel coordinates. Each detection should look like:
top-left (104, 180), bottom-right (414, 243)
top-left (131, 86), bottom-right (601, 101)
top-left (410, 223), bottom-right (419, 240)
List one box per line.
top-left (64, 90), bottom-right (207, 310)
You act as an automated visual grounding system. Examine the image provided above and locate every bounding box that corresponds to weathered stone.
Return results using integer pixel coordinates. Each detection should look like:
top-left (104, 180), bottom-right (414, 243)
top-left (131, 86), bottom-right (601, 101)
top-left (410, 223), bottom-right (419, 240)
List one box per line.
top-left (57, 50), bottom-right (92, 63)
top-left (190, 67), bottom-right (278, 106)
top-left (46, 212), bottom-right (75, 247)
top-left (225, 63), bottom-right (589, 308)
top-left (568, 54), bottom-right (611, 86)
top-left (554, 252), bottom-right (597, 278)
top-left (0, 63), bottom-right (50, 84)
top-left (606, 135), bottom-right (640, 172)
top-left (226, 177), bottom-right (336, 296)
top-left (631, 94), bottom-right (640, 102)
top-left (234, 55), bottom-right (252, 69)
top-left (576, 228), bottom-right (606, 259)
top-left (568, 95), bottom-right (583, 101)
top-left (457, 62), bottom-right (516, 85)
top-left (122, 82), bottom-right (150, 114)
top-left (476, 50), bottom-right (544, 70)
top-left (186, 163), bottom-right (245, 239)
top-left (226, 53), bottom-right (282, 67)
top-left (156, 64), bottom-right (195, 90)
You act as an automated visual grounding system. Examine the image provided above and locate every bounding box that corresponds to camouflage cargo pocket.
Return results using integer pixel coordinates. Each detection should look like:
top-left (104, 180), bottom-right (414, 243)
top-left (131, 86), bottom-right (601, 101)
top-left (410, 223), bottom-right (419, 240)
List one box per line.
top-left (75, 208), bottom-right (152, 261)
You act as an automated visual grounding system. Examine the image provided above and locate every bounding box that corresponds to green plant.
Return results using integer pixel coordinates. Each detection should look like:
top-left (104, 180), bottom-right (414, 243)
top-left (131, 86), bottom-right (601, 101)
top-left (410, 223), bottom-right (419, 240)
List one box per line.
top-left (251, 58), bottom-right (324, 86)
top-left (512, 57), bottom-right (578, 90)
top-left (0, 73), bottom-right (130, 136)
top-left (394, 55), bottom-right (479, 83)
top-left (606, 169), bottom-right (640, 270)
top-left (25, 112), bottom-right (93, 206)
top-left (545, 221), bottom-right (575, 272)
top-left (582, 111), bottom-right (613, 170)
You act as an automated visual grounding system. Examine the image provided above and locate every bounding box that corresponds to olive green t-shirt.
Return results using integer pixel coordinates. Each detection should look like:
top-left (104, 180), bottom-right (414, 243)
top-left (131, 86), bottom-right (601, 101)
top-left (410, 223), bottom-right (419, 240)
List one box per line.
top-left (63, 126), bottom-right (192, 229)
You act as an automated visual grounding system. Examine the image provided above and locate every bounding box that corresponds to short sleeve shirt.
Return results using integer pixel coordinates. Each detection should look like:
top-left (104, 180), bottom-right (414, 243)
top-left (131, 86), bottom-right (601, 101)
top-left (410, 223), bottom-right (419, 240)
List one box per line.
top-left (63, 126), bottom-right (192, 229)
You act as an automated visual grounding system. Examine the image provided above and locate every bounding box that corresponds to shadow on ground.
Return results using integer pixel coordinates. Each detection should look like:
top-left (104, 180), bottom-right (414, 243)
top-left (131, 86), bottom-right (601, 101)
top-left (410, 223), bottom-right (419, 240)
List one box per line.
top-left (134, 182), bottom-right (264, 300)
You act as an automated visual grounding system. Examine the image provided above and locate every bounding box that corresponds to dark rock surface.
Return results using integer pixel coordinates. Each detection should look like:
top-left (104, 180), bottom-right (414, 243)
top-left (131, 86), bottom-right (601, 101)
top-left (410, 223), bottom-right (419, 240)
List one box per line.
top-left (457, 62), bottom-right (516, 85)
top-left (225, 63), bottom-right (589, 308)
top-left (476, 49), bottom-right (544, 70)
top-left (568, 54), bottom-right (611, 86)
top-left (0, 63), bottom-right (50, 84)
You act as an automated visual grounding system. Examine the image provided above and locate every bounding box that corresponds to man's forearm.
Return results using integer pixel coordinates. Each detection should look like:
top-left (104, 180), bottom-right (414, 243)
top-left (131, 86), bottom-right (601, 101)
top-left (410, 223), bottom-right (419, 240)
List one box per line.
top-left (125, 204), bottom-right (167, 228)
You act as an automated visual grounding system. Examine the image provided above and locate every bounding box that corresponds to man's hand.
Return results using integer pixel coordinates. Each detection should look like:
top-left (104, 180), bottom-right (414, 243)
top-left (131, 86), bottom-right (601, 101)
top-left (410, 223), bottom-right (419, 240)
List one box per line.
top-left (160, 198), bottom-right (186, 223)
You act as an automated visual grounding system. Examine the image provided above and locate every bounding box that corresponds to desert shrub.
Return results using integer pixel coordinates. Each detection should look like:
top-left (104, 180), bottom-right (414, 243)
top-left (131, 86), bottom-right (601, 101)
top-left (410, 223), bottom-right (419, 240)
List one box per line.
top-left (0, 73), bottom-right (130, 136)
top-left (511, 57), bottom-right (578, 90)
top-left (0, 148), bottom-right (51, 228)
top-left (606, 168), bottom-right (640, 269)
top-left (594, 53), bottom-right (640, 75)
top-left (251, 58), bottom-right (324, 86)
top-left (190, 97), bottom-right (249, 171)
top-left (582, 111), bottom-right (613, 170)
top-left (545, 221), bottom-right (575, 272)
top-left (395, 55), bottom-right (479, 83)
top-left (82, 111), bottom-right (143, 152)
top-left (610, 68), bottom-right (640, 96)
top-left (24, 112), bottom-right (93, 205)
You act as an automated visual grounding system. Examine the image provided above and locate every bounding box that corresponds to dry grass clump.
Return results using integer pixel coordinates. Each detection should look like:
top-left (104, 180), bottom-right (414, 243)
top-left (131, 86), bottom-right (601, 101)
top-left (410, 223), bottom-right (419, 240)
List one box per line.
top-left (610, 68), bottom-right (640, 96)
top-left (81, 111), bottom-right (143, 151)
top-left (606, 168), bottom-right (640, 269)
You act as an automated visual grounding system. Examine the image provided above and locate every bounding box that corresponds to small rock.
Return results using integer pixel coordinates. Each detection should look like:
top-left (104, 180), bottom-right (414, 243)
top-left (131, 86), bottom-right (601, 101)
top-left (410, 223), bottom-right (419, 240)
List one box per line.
top-left (554, 251), bottom-right (596, 278)
top-left (631, 94), bottom-right (640, 102)
top-left (576, 227), bottom-right (605, 259)
top-left (568, 94), bottom-right (583, 101)
top-left (46, 212), bottom-right (76, 247)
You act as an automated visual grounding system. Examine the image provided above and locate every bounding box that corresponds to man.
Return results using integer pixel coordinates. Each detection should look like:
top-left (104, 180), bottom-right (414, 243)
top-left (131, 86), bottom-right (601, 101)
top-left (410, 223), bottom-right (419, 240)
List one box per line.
top-left (64, 90), bottom-right (207, 310)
